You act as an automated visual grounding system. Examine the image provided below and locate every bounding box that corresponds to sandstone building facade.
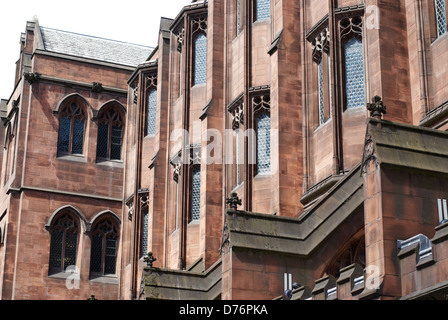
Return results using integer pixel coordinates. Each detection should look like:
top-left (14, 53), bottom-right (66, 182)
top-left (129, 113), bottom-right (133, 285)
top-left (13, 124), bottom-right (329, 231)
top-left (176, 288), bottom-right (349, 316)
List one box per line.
top-left (2, 0), bottom-right (448, 300)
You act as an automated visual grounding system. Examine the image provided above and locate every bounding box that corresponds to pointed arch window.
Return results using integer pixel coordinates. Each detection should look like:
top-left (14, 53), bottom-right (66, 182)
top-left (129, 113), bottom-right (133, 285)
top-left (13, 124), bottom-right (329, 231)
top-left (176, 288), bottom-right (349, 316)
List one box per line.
top-left (341, 17), bottom-right (366, 110)
top-left (193, 33), bottom-right (207, 86)
top-left (253, 94), bottom-right (271, 175)
top-left (48, 211), bottom-right (79, 275)
top-left (96, 106), bottom-right (124, 161)
top-left (89, 215), bottom-right (119, 277)
top-left (57, 103), bottom-right (86, 156)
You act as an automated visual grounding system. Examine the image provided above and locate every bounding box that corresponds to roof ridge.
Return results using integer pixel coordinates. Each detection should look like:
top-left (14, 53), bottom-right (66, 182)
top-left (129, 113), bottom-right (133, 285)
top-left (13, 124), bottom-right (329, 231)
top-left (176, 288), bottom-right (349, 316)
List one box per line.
top-left (39, 26), bottom-right (153, 49)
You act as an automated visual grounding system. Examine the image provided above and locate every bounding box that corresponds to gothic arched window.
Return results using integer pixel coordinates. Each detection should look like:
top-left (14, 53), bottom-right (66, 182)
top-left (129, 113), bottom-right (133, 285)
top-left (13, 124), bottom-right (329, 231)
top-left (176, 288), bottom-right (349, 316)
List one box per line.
top-left (253, 94), bottom-right (271, 175)
top-left (57, 103), bottom-right (86, 156)
top-left (193, 32), bottom-right (207, 86)
top-left (48, 211), bottom-right (79, 275)
top-left (96, 106), bottom-right (124, 161)
top-left (341, 17), bottom-right (366, 110)
top-left (89, 215), bottom-right (119, 277)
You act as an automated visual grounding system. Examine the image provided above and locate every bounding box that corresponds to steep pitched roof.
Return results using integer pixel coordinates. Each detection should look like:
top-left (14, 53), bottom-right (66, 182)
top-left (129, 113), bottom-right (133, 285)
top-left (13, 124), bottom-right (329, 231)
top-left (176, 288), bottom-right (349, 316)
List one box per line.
top-left (39, 26), bottom-right (153, 67)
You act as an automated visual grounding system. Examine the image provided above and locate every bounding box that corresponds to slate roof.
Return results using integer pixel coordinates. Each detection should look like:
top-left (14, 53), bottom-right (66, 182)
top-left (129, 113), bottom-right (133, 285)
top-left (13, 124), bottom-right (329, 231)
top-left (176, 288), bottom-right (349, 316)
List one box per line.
top-left (40, 27), bottom-right (153, 67)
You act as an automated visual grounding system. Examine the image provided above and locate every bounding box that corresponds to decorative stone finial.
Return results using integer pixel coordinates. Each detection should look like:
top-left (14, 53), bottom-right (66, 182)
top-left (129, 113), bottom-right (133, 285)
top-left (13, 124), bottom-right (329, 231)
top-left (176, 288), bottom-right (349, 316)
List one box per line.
top-left (367, 96), bottom-right (386, 120)
top-left (87, 294), bottom-right (97, 300)
top-left (226, 193), bottom-right (242, 211)
top-left (144, 252), bottom-right (157, 268)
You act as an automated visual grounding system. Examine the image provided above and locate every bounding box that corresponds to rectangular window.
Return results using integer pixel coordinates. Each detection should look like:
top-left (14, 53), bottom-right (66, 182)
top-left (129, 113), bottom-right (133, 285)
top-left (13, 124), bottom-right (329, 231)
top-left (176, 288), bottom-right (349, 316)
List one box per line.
top-left (142, 209), bottom-right (149, 256)
top-left (344, 37), bottom-right (366, 110)
top-left (194, 33), bottom-right (207, 86)
top-left (255, 0), bottom-right (270, 21)
top-left (318, 59), bottom-right (325, 125)
top-left (256, 113), bottom-right (271, 175)
top-left (191, 166), bottom-right (201, 221)
top-left (438, 199), bottom-right (448, 223)
top-left (435, 0), bottom-right (447, 37)
top-left (147, 89), bottom-right (157, 136)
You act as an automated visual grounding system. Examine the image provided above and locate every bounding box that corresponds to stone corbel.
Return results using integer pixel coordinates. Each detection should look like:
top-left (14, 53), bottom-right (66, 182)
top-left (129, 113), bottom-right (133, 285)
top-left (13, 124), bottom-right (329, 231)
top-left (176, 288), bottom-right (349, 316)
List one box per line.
top-left (24, 72), bottom-right (40, 85)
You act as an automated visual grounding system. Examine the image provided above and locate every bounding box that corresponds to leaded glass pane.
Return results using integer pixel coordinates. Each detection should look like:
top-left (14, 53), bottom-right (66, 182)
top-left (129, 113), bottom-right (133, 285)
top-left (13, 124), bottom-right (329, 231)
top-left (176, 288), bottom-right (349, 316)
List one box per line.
top-left (96, 123), bottom-right (109, 159)
top-left (436, 0), bottom-right (447, 37)
top-left (194, 33), bottom-right (207, 86)
top-left (110, 126), bottom-right (123, 160)
top-left (344, 37), bottom-right (365, 109)
top-left (58, 117), bottom-right (71, 154)
top-left (64, 232), bottom-right (78, 270)
top-left (72, 118), bottom-right (84, 154)
top-left (237, 0), bottom-right (241, 32)
top-left (255, 0), bottom-right (270, 21)
top-left (318, 59), bottom-right (325, 125)
top-left (90, 235), bottom-right (103, 274)
top-left (257, 113), bottom-right (271, 175)
top-left (147, 89), bottom-right (157, 136)
top-left (191, 166), bottom-right (201, 221)
top-left (49, 230), bottom-right (63, 272)
top-left (104, 238), bottom-right (117, 275)
top-left (142, 209), bottom-right (149, 256)
top-left (236, 130), bottom-right (241, 185)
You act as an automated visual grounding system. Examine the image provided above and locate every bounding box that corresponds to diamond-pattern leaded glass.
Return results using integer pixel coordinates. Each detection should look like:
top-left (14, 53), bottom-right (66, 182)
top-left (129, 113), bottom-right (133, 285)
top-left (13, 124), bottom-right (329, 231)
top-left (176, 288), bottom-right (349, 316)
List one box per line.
top-left (72, 118), bottom-right (85, 154)
top-left (255, 0), bottom-right (270, 21)
top-left (236, 130), bottom-right (241, 185)
top-left (191, 166), bottom-right (201, 221)
top-left (142, 209), bottom-right (149, 256)
top-left (104, 238), bottom-right (117, 275)
top-left (194, 33), bottom-right (207, 86)
top-left (65, 231), bottom-right (78, 269)
top-left (96, 123), bottom-right (109, 159)
top-left (58, 117), bottom-right (71, 154)
top-left (48, 212), bottom-right (79, 274)
top-left (436, 0), bottom-right (447, 37)
top-left (344, 37), bottom-right (365, 109)
top-left (318, 59), bottom-right (325, 125)
top-left (147, 89), bottom-right (157, 136)
top-left (257, 112), bottom-right (271, 175)
top-left (90, 235), bottom-right (103, 274)
top-left (97, 106), bottom-right (124, 161)
top-left (49, 229), bottom-right (63, 272)
top-left (110, 126), bottom-right (123, 160)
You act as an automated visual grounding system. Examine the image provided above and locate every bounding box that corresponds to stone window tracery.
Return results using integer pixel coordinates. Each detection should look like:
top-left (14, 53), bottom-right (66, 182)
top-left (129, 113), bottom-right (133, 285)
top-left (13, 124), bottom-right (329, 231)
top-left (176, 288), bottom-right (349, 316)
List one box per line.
top-left (57, 102), bottom-right (86, 156)
top-left (96, 105), bottom-right (124, 161)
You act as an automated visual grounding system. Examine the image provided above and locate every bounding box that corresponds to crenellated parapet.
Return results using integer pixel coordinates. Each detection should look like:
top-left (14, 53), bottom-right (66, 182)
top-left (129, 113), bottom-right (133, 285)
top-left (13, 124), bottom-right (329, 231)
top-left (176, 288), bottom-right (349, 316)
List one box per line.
top-left (398, 222), bottom-right (448, 300)
top-left (278, 263), bottom-right (369, 300)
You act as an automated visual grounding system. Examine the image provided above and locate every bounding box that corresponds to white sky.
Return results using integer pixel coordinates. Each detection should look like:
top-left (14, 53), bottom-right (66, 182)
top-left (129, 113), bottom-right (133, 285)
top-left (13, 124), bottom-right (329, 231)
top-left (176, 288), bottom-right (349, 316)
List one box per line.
top-left (0, 0), bottom-right (193, 99)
